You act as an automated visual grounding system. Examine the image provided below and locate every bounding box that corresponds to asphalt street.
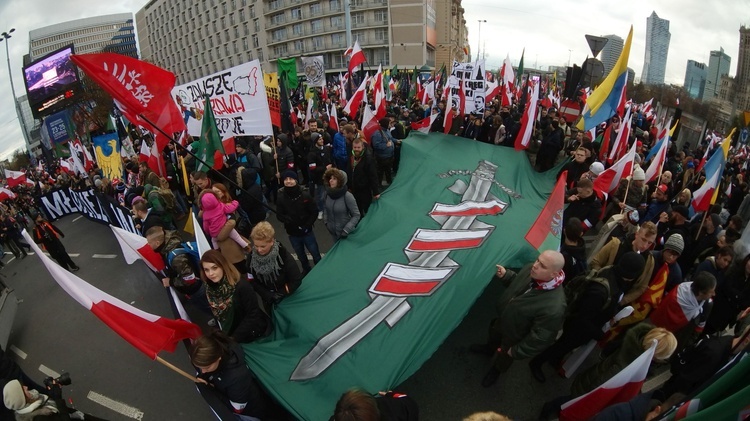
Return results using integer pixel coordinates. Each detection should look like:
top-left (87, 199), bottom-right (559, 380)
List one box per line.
top-left (3, 211), bottom-right (588, 421)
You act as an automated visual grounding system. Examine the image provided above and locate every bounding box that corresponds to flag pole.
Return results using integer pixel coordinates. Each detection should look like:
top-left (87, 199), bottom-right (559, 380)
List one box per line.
top-left (620, 178), bottom-right (632, 214)
top-left (155, 355), bottom-right (198, 382)
top-left (695, 210), bottom-right (708, 241)
top-left (136, 114), bottom-right (276, 214)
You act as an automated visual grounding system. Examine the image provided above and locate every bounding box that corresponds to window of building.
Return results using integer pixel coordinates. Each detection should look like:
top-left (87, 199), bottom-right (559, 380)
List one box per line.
top-left (221, 17), bottom-right (226, 28)
top-left (331, 33), bottom-right (344, 47)
top-left (374, 10), bottom-right (387, 22)
top-left (252, 34), bottom-right (259, 48)
top-left (291, 7), bottom-right (302, 19)
top-left (374, 28), bottom-right (388, 42)
top-left (234, 26), bottom-right (240, 37)
top-left (312, 36), bottom-right (324, 48)
top-left (310, 3), bottom-right (322, 15)
top-left (208, 35), bottom-right (214, 47)
top-left (222, 2), bottom-right (227, 13)
top-left (330, 15), bottom-right (342, 28)
top-left (249, 5), bottom-right (254, 18)
top-left (329, 0), bottom-right (340, 11)
top-left (225, 44), bottom-right (230, 55)
top-left (269, 0), bottom-right (281, 10)
top-left (352, 12), bottom-right (364, 25)
top-left (271, 13), bottom-right (284, 25)
top-left (213, 21), bottom-right (218, 32)
top-left (274, 45), bottom-right (288, 56)
top-left (311, 19), bottom-right (323, 33)
top-left (272, 28), bottom-right (286, 41)
top-left (254, 19), bottom-right (260, 32)
top-left (294, 40), bottom-right (304, 51)
top-left (293, 23), bottom-right (304, 35)
top-left (258, 50), bottom-right (263, 61)
top-left (230, 14), bottom-right (235, 25)
top-left (351, 0), bottom-right (363, 6)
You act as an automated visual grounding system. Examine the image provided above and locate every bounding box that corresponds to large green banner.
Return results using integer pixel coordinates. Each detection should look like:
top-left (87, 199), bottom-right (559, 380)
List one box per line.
top-left (245, 133), bottom-right (557, 420)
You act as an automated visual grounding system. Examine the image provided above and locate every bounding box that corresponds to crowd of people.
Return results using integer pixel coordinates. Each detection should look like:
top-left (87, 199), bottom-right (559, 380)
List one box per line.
top-left (1, 77), bottom-right (749, 420)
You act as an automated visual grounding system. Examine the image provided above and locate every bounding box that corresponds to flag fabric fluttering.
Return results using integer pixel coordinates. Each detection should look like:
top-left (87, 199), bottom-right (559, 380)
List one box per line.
top-left (594, 141), bottom-right (637, 196)
top-left (577, 26), bottom-right (633, 131)
top-left (692, 129), bottom-right (733, 213)
top-left (70, 53), bottom-right (185, 135)
top-left (559, 340), bottom-right (658, 421)
top-left (524, 170), bottom-right (567, 251)
top-left (607, 108), bottom-right (632, 165)
top-left (500, 54), bottom-right (515, 107)
top-left (111, 226), bottom-right (167, 272)
top-left (373, 65), bottom-right (387, 119)
top-left (0, 187), bottom-right (17, 201)
top-left (514, 82), bottom-right (540, 150)
top-left (410, 113), bottom-right (438, 134)
top-left (22, 230), bottom-right (199, 360)
top-left (342, 74), bottom-right (369, 117)
top-left (4, 169), bottom-right (27, 188)
top-left (277, 57), bottom-right (299, 90)
top-left (346, 40), bottom-right (366, 75)
top-left (195, 95), bottom-right (226, 172)
top-left (643, 122), bottom-right (671, 183)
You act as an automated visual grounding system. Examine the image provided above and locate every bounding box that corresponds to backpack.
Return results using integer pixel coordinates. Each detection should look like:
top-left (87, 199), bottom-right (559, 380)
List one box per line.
top-left (563, 268), bottom-right (612, 317)
top-left (167, 241), bottom-right (202, 295)
top-left (156, 189), bottom-right (177, 213)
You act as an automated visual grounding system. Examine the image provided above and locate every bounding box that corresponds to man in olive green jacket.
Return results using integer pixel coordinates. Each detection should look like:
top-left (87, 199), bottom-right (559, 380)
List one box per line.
top-left (470, 250), bottom-right (567, 387)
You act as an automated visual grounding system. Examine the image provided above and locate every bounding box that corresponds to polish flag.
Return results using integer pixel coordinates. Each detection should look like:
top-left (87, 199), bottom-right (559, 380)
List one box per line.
top-left (594, 141), bottom-right (637, 196)
top-left (500, 54), bottom-right (515, 107)
top-left (524, 170), bottom-right (567, 251)
top-left (442, 83), bottom-right (454, 134)
top-left (139, 140), bottom-right (151, 163)
top-left (643, 131), bottom-right (669, 183)
top-left (59, 158), bottom-right (75, 175)
top-left (338, 72), bottom-right (348, 103)
top-left (361, 104), bottom-right (380, 143)
top-left (22, 230), bottom-right (199, 359)
top-left (370, 263), bottom-right (454, 296)
top-left (342, 74), bottom-right (369, 117)
top-left (695, 134), bottom-right (720, 173)
top-left (559, 340), bottom-right (658, 421)
top-left (406, 228), bottom-right (491, 252)
top-left (411, 113), bottom-right (438, 134)
top-left (110, 225), bottom-right (167, 272)
top-left (514, 81), bottom-right (540, 150)
top-left (0, 187), bottom-right (17, 201)
top-left (421, 80), bottom-right (435, 107)
top-left (484, 80), bottom-right (500, 103)
top-left (4, 169), bottom-right (27, 188)
top-left (691, 167), bottom-right (721, 213)
top-left (328, 103), bottom-right (339, 132)
top-left (641, 98), bottom-right (653, 114)
top-left (346, 40), bottom-right (366, 75)
top-left (607, 108), bottom-right (631, 165)
top-left (373, 65), bottom-right (387, 119)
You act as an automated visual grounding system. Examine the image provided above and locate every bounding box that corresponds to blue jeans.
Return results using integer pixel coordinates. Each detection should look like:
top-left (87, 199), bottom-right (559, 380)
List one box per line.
top-left (312, 183), bottom-right (326, 212)
top-left (289, 232), bottom-right (321, 271)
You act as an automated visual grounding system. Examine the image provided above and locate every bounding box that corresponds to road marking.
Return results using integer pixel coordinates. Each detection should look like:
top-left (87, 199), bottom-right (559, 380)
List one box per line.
top-left (87, 391), bottom-right (144, 420)
top-left (38, 364), bottom-right (60, 379)
top-left (69, 254), bottom-right (80, 257)
top-left (9, 345), bottom-right (27, 360)
top-left (72, 216), bottom-right (84, 222)
top-left (92, 254), bottom-right (118, 259)
top-left (7, 257), bottom-right (15, 263)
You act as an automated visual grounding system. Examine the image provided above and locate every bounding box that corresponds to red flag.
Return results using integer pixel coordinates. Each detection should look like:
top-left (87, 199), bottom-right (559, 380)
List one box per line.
top-left (23, 230), bottom-right (198, 359)
top-left (457, 79), bottom-right (466, 121)
top-left (559, 341), bottom-right (658, 421)
top-left (484, 81), bottom-right (500, 103)
top-left (373, 65), bottom-right (386, 119)
top-left (4, 169), bottom-right (26, 188)
top-left (346, 40), bottom-right (366, 75)
top-left (0, 187), bottom-right (17, 201)
top-left (691, 168), bottom-right (720, 213)
top-left (342, 74), bottom-right (369, 117)
top-left (643, 132), bottom-right (669, 183)
top-left (594, 141), bottom-right (637, 196)
top-left (139, 140), bottom-right (151, 164)
top-left (607, 108), bottom-right (632, 165)
top-left (411, 113), bottom-right (438, 134)
top-left (59, 158), bottom-right (75, 175)
top-left (599, 123), bottom-right (614, 162)
top-left (525, 171), bottom-right (567, 251)
top-left (329, 104), bottom-right (339, 132)
top-left (361, 105), bottom-right (380, 142)
top-left (111, 225), bottom-right (167, 272)
top-left (71, 53), bottom-right (186, 136)
top-left (515, 82), bottom-right (540, 150)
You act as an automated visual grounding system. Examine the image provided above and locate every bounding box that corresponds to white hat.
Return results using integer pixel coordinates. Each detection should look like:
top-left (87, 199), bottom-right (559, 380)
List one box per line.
top-left (3, 380), bottom-right (25, 411)
top-left (589, 162), bottom-right (605, 176)
top-left (633, 167), bottom-right (646, 181)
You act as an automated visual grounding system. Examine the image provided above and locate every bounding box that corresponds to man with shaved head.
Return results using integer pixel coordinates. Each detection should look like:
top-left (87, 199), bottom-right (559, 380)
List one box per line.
top-left (470, 250), bottom-right (567, 387)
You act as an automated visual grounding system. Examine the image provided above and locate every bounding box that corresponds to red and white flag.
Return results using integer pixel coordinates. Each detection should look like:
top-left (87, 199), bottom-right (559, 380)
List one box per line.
top-left (0, 187), bottom-right (17, 201)
top-left (373, 65), bottom-right (387, 119)
top-left (70, 138), bottom-right (94, 175)
top-left (4, 169), bottom-right (27, 188)
top-left (421, 80), bottom-right (435, 107)
top-left (361, 104), bottom-right (380, 143)
top-left (594, 141), bottom-right (637, 196)
top-left (484, 80), bottom-right (500, 103)
top-left (345, 40), bottom-right (366, 75)
top-left (342, 74), bottom-right (369, 117)
top-left (139, 140), bottom-right (152, 163)
top-left (514, 82), bottom-right (540, 150)
top-left (22, 230), bottom-right (199, 359)
top-left (643, 130), bottom-right (669, 183)
top-left (691, 167), bottom-right (721, 213)
top-left (411, 113), bottom-right (438, 134)
top-left (59, 158), bottom-right (75, 175)
top-left (559, 340), bottom-right (658, 421)
top-left (338, 72), bottom-right (348, 104)
top-left (71, 53), bottom-right (185, 136)
top-left (641, 98), bottom-right (653, 114)
top-left (607, 108), bottom-right (632, 165)
top-left (110, 225), bottom-right (167, 272)
top-left (328, 103), bottom-right (339, 132)
top-left (500, 54), bottom-right (515, 107)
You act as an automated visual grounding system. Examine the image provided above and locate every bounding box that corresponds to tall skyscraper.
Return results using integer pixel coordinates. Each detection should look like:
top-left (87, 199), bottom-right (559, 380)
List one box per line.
top-left (683, 60), bottom-right (707, 99)
top-left (599, 34), bottom-right (623, 77)
top-left (28, 14), bottom-right (137, 61)
top-left (641, 11), bottom-right (671, 85)
top-left (736, 26), bottom-right (750, 111)
top-left (703, 47), bottom-right (732, 101)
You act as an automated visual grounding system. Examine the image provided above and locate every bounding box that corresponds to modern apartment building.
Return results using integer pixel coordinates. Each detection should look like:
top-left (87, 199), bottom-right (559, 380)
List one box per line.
top-left (683, 60), bottom-right (707, 99)
top-left (703, 47), bottom-right (731, 101)
top-left (641, 11), bottom-right (670, 85)
top-left (28, 13), bottom-right (137, 61)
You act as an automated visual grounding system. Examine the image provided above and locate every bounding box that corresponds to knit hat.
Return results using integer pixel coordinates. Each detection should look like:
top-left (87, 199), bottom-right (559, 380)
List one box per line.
top-left (672, 205), bottom-right (689, 220)
top-left (664, 234), bottom-right (685, 255)
top-left (310, 132), bottom-right (322, 143)
top-left (616, 252), bottom-right (646, 280)
top-left (632, 167), bottom-right (646, 181)
top-left (589, 162), bottom-right (605, 176)
top-left (281, 170), bottom-right (298, 181)
top-left (3, 379), bottom-right (25, 411)
top-left (709, 213), bottom-right (722, 229)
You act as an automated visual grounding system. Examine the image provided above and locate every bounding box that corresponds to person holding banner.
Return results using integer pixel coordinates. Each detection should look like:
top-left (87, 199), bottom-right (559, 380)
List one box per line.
top-left (31, 214), bottom-right (80, 272)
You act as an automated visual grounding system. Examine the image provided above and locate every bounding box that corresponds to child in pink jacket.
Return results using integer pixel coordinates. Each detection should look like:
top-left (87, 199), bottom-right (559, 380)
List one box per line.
top-left (200, 191), bottom-right (249, 250)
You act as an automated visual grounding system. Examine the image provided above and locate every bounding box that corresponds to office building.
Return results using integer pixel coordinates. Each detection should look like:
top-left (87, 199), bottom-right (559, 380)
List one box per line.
top-left (703, 47), bottom-right (731, 101)
top-left (736, 25), bottom-right (750, 111)
top-left (641, 11), bottom-right (671, 85)
top-left (434, 0), bottom-right (469, 71)
top-left (683, 60), bottom-right (707, 99)
top-left (28, 13), bottom-right (137, 61)
top-left (599, 34), bottom-right (623, 77)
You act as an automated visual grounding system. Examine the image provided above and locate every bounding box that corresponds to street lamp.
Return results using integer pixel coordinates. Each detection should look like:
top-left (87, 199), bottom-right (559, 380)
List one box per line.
top-left (0, 28), bottom-right (33, 155)
top-left (477, 20), bottom-right (486, 62)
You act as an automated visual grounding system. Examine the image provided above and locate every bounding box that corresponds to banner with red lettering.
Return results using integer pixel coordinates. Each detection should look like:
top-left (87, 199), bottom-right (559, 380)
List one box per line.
top-left (172, 59), bottom-right (274, 139)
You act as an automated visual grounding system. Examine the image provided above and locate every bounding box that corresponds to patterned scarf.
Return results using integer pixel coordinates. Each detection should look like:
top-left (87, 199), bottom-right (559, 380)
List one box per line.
top-left (533, 272), bottom-right (566, 290)
top-left (250, 241), bottom-right (282, 286)
top-left (205, 277), bottom-right (236, 329)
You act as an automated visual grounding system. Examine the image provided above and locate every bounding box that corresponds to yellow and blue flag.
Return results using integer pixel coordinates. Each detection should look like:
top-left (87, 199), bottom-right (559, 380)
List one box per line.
top-left (92, 132), bottom-right (122, 181)
top-left (577, 26), bottom-right (633, 131)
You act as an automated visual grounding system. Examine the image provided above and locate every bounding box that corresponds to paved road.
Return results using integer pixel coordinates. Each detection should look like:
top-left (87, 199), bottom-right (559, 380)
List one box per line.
top-left (3, 211), bottom-right (596, 421)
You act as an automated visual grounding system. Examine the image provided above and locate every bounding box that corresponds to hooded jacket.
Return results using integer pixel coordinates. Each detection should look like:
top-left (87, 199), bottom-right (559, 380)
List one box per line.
top-left (324, 171), bottom-right (360, 239)
top-left (201, 193), bottom-right (239, 237)
top-left (276, 184), bottom-right (318, 236)
top-left (234, 167), bottom-right (266, 225)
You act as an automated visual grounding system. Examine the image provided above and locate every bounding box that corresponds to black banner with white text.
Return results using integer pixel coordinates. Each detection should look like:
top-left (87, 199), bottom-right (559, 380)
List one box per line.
top-left (37, 188), bottom-right (137, 234)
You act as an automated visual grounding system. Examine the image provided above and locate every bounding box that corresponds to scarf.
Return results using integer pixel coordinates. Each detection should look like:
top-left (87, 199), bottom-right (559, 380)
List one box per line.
top-left (205, 277), bottom-right (236, 329)
top-left (250, 240), bottom-right (283, 286)
top-left (326, 183), bottom-right (347, 199)
top-left (351, 150), bottom-right (363, 170)
top-left (16, 391), bottom-right (52, 416)
top-left (533, 272), bottom-right (565, 290)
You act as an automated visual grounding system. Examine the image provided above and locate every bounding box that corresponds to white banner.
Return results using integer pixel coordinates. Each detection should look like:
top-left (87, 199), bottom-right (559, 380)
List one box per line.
top-left (302, 56), bottom-right (326, 87)
top-left (172, 60), bottom-right (273, 139)
top-left (449, 60), bottom-right (486, 115)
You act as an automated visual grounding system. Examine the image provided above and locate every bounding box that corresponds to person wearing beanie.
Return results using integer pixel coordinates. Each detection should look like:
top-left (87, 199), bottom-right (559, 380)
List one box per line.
top-left (656, 205), bottom-right (691, 256)
top-left (530, 251), bottom-right (646, 383)
top-left (275, 168), bottom-right (322, 273)
top-left (604, 165), bottom-right (649, 222)
top-left (234, 138), bottom-right (262, 173)
top-left (306, 131), bottom-right (334, 219)
top-left (580, 161), bottom-right (604, 182)
top-left (273, 134), bottom-right (295, 182)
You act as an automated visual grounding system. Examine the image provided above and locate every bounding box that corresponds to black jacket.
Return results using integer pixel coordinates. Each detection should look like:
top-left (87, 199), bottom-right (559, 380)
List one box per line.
top-left (233, 167), bottom-right (266, 225)
top-left (276, 185), bottom-right (318, 236)
top-left (227, 279), bottom-right (270, 343)
top-left (306, 145), bottom-right (333, 185)
top-left (563, 189), bottom-right (603, 232)
top-left (348, 149), bottom-right (379, 197)
top-left (566, 267), bottom-right (625, 341)
top-left (246, 242), bottom-right (302, 304)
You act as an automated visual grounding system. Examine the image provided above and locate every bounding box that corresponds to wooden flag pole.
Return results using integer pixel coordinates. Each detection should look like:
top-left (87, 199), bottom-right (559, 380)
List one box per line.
top-left (695, 210), bottom-right (708, 241)
top-left (619, 178), bottom-right (632, 214)
top-left (155, 355), bottom-right (198, 382)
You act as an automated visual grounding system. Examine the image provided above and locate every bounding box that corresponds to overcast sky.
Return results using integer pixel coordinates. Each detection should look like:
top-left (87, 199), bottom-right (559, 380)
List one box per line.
top-left (0, 0), bottom-right (747, 161)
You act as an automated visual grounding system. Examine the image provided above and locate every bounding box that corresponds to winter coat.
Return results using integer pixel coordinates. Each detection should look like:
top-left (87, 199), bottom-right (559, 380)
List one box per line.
top-left (234, 167), bottom-right (266, 225)
top-left (225, 279), bottom-right (270, 343)
top-left (159, 230), bottom-right (202, 295)
top-left (348, 149), bottom-right (379, 197)
top-left (325, 173), bottom-right (360, 239)
top-left (306, 144), bottom-right (333, 185)
top-left (371, 129), bottom-right (395, 159)
top-left (246, 242), bottom-right (302, 304)
top-left (259, 142), bottom-right (277, 183)
top-left (561, 239), bottom-right (587, 282)
top-left (332, 132), bottom-right (348, 168)
top-left (216, 219), bottom-right (247, 265)
top-left (565, 266), bottom-right (626, 341)
top-left (494, 264), bottom-right (567, 360)
top-left (563, 189), bottom-right (603, 232)
top-left (276, 185), bottom-right (318, 236)
top-left (572, 322), bottom-right (655, 397)
top-left (590, 235), bottom-right (656, 305)
top-left (201, 193), bottom-right (239, 237)
top-left (275, 137), bottom-right (295, 172)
